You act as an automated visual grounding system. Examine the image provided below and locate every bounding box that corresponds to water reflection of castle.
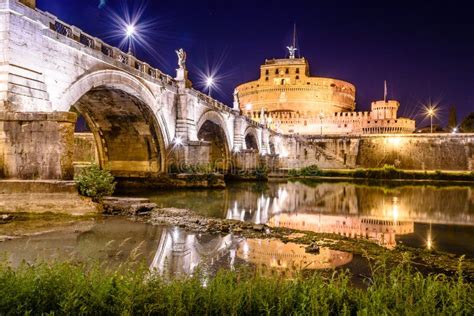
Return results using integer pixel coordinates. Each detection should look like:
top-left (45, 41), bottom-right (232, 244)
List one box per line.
top-left (236, 239), bottom-right (352, 277)
top-left (225, 182), bottom-right (421, 248)
top-left (268, 214), bottom-right (413, 249)
top-left (149, 228), bottom-right (352, 277)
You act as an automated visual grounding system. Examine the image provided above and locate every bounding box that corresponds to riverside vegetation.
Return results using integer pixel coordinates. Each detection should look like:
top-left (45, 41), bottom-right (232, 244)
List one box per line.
top-left (75, 164), bottom-right (116, 201)
top-left (0, 256), bottom-right (472, 315)
top-left (288, 164), bottom-right (474, 181)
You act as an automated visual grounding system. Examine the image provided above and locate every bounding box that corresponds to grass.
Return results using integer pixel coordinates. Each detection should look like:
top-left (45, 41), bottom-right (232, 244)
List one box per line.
top-left (288, 164), bottom-right (474, 181)
top-left (0, 257), bottom-right (472, 315)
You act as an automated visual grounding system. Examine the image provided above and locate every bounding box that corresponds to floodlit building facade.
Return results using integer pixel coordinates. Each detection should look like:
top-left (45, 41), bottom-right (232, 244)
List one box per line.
top-left (236, 51), bottom-right (416, 136)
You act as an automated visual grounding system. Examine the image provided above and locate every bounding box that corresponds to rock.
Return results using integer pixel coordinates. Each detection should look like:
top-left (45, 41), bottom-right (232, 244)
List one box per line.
top-left (252, 224), bottom-right (265, 232)
top-left (102, 197), bottom-right (157, 216)
top-left (305, 243), bottom-right (320, 254)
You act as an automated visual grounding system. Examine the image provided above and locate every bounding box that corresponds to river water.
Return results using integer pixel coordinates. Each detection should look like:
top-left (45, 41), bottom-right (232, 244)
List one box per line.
top-left (0, 180), bottom-right (473, 277)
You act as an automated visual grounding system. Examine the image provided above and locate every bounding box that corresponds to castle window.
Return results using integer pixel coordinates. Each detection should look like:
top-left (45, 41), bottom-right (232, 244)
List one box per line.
top-left (265, 69), bottom-right (269, 75)
top-left (296, 68), bottom-right (300, 74)
top-left (296, 75), bottom-right (299, 80)
top-left (330, 83), bottom-right (336, 87)
top-left (281, 79), bottom-right (285, 85)
top-left (265, 77), bottom-right (269, 81)
top-left (285, 68), bottom-right (289, 74)
top-left (275, 69), bottom-right (278, 75)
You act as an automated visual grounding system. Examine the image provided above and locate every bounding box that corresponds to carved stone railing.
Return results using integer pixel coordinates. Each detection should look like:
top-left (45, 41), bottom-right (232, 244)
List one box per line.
top-left (47, 18), bottom-right (175, 86)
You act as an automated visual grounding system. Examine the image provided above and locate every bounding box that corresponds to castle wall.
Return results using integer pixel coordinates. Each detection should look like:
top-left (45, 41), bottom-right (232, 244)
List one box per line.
top-left (355, 134), bottom-right (474, 170)
top-left (303, 134), bottom-right (474, 171)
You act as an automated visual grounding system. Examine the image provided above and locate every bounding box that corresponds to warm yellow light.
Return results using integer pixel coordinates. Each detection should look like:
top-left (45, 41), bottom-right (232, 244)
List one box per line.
top-left (387, 137), bottom-right (402, 146)
top-left (424, 104), bottom-right (438, 118)
top-left (427, 238), bottom-right (433, 250)
top-left (245, 103), bottom-right (253, 111)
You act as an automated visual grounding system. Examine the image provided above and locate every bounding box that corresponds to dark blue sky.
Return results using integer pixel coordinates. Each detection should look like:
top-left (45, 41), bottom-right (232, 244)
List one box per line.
top-left (37, 0), bottom-right (474, 126)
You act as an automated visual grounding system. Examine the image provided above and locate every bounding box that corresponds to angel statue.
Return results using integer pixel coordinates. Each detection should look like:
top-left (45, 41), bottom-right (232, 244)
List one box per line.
top-left (175, 48), bottom-right (187, 69)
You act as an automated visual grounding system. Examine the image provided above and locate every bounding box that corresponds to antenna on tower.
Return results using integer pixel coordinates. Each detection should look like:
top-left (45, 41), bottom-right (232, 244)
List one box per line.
top-left (384, 80), bottom-right (388, 102)
top-left (293, 23), bottom-right (296, 49)
top-left (287, 23), bottom-right (298, 59)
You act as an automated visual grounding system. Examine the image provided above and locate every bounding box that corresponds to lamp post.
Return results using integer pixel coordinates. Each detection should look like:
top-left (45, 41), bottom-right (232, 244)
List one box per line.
top-left (427, 108), bottom-right (435, 134)
top-left (205, 76), bottom-right (214, 97)
top-left (125, 24), bottom-right (136, 54)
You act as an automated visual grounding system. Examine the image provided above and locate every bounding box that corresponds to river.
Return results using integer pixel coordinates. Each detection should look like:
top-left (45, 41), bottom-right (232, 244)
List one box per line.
top-left (0, 180), bottom-right (473, 277)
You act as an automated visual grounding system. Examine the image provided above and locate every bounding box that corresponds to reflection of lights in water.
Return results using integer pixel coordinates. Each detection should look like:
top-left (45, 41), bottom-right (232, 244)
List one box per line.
top-left (426, 222), bottom-right (434, 250)
top-left (230, 249), bottom-right (236, 270)
top-left (392, 205), bottom-right (399, 223)
top-left (240, 210), bottom-right (246, 221)
top-left (172, 227), bottom-right (180, 241)
top-left (427, 237), bottom-right (433, 250)
top-left (242, 241), bottom-right (250, 259)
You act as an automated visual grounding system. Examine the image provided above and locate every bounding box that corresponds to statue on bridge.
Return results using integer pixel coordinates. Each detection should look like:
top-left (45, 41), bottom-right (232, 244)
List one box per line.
top-left (175, 48), bottom-right (187, 70)
top-left (233, 89), bottom-right (240, 111)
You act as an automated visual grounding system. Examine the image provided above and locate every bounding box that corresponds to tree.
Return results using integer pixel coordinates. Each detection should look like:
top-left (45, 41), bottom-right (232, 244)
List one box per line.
top-left (460, 112), bottom-right (474, 133)
top-left (448, 106), bottom-right (457, 130)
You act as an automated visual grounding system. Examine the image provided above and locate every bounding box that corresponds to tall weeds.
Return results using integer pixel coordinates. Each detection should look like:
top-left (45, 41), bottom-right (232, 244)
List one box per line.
top-left (0, 259), bottom-right (472, 315)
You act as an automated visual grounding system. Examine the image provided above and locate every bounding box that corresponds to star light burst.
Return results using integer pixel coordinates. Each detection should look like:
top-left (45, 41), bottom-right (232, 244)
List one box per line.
top-left (103, 1), bottom-right (165, 61)
top-left (416, 98), bottom-right (443, 132)
top-left (194, 50), bottom-right (235, 99)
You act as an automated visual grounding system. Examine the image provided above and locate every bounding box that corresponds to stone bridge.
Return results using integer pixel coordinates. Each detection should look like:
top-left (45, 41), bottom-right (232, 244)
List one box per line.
top-left (0, 0), bottom-right (301, 180)
top-left (0, 0), bottom-right (473, 182)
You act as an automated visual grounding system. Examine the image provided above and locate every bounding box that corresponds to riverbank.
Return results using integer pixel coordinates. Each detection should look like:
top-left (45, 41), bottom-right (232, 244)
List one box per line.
top-left (0, 256), bottom-right (472, 315)
top-left (286, 165), bottom-right (474, 182)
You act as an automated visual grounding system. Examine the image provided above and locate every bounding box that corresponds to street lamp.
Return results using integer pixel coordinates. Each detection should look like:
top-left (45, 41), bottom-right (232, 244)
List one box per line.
top-left (125, 24), bottom-right (136, 54)
top-left (428, 108), bottom-right (434, 133)
top-left (205, 76), bottom-right (215, 97)
top-left (424, 106), bottom-right (438, 134)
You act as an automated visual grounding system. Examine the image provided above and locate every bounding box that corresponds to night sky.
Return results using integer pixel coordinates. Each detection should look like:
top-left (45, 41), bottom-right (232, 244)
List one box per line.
top-left (37, 0), bottom-right (474, 127)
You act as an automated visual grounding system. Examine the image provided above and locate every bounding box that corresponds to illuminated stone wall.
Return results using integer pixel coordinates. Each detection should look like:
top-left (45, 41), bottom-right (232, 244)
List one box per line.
top-left (355, 134), bottom-right (474, 170)
top-left (0, 112), bottom-right (76, 179)
top-left (237, 58), bottom-right (356, 117)
top-left (236, 57), bottom-right (416, 136)
top-left (300, 134), bottom-right (474, 171)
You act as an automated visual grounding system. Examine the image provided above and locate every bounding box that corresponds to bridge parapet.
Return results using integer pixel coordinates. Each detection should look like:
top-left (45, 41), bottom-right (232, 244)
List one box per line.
top-left (44, 12), bottom-right (176, 89)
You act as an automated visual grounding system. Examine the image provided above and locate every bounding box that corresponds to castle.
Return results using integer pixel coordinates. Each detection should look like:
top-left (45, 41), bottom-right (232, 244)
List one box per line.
top-left (236, 47), bottom-right (416, 136)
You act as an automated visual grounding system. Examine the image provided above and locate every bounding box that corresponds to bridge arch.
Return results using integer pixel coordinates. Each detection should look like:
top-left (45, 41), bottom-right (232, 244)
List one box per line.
top-left (196, 110), bottom-right (232, 171)
top-left (60, 70), bottom-right (170, 175)
top-left (243, 126), bottom-right (260, 152)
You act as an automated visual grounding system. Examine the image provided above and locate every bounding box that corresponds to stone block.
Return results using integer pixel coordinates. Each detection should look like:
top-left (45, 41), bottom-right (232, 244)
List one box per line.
top-left (0, 111), bottom-right (76, 180)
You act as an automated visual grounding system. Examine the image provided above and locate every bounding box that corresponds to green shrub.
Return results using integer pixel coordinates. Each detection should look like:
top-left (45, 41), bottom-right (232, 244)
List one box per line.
top-left (75, 164), bottom-right (116, 201)
top-left (300, 164), bottom-right (322, 176)
top-left (288, 169), bottom-right (301, 177)
top-left (253, 165), bottom-right (269, 181)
